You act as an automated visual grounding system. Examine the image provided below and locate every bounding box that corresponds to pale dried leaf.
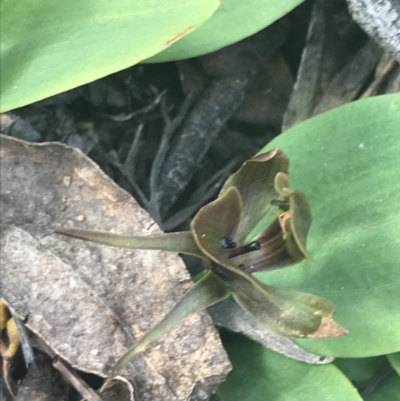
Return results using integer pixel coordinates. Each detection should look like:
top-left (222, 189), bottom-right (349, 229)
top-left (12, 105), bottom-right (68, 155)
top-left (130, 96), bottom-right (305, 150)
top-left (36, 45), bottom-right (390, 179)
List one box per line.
top-left (0, 135), bottom-right (231, 401)
top-left (284, 0), bottom-right (398, 131)
top-left (282, 0), bottom-right (349, 130)
top-left (313, 40), bottom-right (382, 114)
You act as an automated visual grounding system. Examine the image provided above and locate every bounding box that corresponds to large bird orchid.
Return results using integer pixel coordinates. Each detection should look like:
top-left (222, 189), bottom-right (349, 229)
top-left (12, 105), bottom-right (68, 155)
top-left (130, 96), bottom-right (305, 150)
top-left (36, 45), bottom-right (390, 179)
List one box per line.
top-left (56, 148), bottom-right (347, 391)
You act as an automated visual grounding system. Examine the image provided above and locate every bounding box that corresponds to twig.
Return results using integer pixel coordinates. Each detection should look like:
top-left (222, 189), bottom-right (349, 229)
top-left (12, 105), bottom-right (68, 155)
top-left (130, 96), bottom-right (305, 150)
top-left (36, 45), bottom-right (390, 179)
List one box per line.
top-left (53, 357), bottom-right (104, 401)
top-left (124, 122), bottom-right (144, 177)
top-left (94, 144), bottom-right (149, 209)
top-left (157, 73), bottom-right (251, 218)
top-left (106, 89), bottom-right (165, 122)
top-left (359, 57), bottom-right (397, 99)
top-left (149, 94), bottom-right (194, 208)
top-left (2, 359), bottom-right (16, 400)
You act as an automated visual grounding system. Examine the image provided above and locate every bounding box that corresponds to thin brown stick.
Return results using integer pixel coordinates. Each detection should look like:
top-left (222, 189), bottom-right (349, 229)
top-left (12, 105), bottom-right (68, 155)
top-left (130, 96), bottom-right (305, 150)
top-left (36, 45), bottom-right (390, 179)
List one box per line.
top-left (359, 57), bottom-right (397, 99)
top-left (2, 359), bottom-right (16, 400)
top-left (53, 357), bottom-right (104, 401)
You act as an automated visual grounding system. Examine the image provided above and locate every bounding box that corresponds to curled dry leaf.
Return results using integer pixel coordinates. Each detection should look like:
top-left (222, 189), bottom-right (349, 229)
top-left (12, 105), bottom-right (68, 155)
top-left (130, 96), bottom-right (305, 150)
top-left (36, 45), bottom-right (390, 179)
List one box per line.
top-left (0, 135), bottom-right (231, 401)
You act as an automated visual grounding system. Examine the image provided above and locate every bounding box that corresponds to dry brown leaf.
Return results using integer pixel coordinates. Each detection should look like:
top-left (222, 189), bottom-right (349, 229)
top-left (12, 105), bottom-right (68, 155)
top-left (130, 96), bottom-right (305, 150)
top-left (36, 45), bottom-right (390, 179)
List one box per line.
top-left (314, 39), bottom-right (382, 114)
top-left (282, 0), bottom-right (348, 130)
top-left (0, 135), bottom-right (231, 401)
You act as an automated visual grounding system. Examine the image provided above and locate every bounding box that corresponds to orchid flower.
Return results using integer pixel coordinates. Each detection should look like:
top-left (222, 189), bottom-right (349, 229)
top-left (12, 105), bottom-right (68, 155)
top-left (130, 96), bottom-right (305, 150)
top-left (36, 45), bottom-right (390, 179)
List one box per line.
top-left (56, 148), bottom-right (347, 391)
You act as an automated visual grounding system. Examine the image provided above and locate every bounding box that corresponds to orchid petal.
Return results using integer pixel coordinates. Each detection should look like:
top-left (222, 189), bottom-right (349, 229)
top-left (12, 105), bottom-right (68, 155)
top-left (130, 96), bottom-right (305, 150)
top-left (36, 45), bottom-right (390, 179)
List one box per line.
top-left (219, 149), bottom-right (289, 243)
top-left (191, 186), bottom-right (242, 267)
top-left (231, 173), bottom-right (313, 273)
top-left (211, 265), bottom-right (347, 338)
top-left (230, 217), bottom-right (298, 272)
top-left (274, 172), bottom-right (313, 260)
top-left (100, 271), bottom-right (229, 392)
top-left (55, 229), bottom-right (204, 259)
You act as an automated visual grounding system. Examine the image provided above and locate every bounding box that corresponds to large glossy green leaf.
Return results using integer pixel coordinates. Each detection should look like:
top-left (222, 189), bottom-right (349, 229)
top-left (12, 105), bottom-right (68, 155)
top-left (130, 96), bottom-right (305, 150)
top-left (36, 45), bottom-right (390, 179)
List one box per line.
top-left (368, 374), bottom-right (400, 401)
top-left (147, 0), bottom-right (305, 62)
top-left (258, 94), bottom-right (400, 357)
top-left (0, 0), bottom-right (218, 112)
top-left (217, 335), bottom-right (362, 401)
top-left (334, 356), bottom-right (391, 385)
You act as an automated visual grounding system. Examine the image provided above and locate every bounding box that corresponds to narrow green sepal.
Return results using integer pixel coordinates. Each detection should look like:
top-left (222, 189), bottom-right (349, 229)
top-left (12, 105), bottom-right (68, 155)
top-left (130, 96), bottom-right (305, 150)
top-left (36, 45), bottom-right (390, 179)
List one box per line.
top-left (100, 272), bottom-right (230, 392)
top-left (55, 229), bottom-right (204, 259)
top-left (191, 186), bottom-right (242, 268)
top-left (219, 149), bottom-right (289, 243)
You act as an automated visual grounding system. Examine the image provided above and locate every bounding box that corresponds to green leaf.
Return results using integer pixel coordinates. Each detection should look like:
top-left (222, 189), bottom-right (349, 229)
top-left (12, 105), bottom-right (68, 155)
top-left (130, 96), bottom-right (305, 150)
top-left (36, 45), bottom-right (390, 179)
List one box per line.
top-left (217, 335), bottom-right (363, 401)
top-left (388, 352), bottom-right (400, 376)
top-left (55, 228), bottom-right (205, 259)
top-left (368, 374), bottom-right (400, 401)
top-left (0, 0), bottom-right (218, 112)
top-left (334, 356), bottom-right (391, 385)
top-left (258, 93), bottom-right (400, 357)
top-left (100, 271), bottom-right (229, 392)
top-left (147, 0), bottom-right (305, 62)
